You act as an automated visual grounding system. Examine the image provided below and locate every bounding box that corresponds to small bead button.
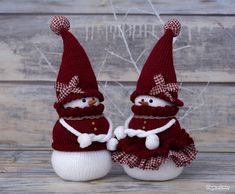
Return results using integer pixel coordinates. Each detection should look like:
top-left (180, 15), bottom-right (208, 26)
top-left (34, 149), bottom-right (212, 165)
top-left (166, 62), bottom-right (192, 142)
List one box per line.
top-left (143, 120), bottom-right (147, 124)
top-left (92, 122), bottom-right (95, 125)
top-left (142, 126), bottom-right (146, 129)
top-left (94, 127), bottom-right (98, 131)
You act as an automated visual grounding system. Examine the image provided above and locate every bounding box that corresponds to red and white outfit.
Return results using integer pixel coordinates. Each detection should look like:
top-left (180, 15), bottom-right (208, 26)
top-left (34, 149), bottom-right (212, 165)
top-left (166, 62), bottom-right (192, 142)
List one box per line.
top-left (112, 19), bottom-right (197, 181)
top-left (50, 16), bottom-right (112, 181)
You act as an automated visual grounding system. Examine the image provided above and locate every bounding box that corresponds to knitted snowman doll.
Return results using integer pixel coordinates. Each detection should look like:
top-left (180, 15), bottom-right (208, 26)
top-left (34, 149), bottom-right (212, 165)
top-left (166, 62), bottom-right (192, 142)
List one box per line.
top-left (50, 16), bottom-right (113, 181)
top-left (111, 19), bottom-right (197, 181)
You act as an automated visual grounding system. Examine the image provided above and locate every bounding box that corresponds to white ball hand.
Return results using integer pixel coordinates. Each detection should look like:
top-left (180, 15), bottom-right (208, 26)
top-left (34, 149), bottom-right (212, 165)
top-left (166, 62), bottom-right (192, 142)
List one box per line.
top-left (114, 126), bottom-right (127, 140)
top-left (77, 134), bottom-right (92, 148)
top-left (106, 138), bottom-right (119, 151)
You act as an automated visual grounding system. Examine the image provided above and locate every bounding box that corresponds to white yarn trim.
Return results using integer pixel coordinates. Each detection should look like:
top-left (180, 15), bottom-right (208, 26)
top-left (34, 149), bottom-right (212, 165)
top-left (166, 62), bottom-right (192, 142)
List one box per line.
top-left (124, 119), bottom-right (176, 138)
top-left (124, 115), bottom-right (133, 128)
top-left (113, 116), bottom-right (176, 150)
top-left (59, 116), bottom-right (113, 148)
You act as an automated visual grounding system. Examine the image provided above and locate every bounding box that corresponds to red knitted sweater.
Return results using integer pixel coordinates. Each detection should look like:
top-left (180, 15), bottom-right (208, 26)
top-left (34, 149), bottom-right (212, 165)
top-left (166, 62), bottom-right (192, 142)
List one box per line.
top-left (116, 105), bottom-right (194, 158)
top-left (52, 104), bottom-right (110, 152)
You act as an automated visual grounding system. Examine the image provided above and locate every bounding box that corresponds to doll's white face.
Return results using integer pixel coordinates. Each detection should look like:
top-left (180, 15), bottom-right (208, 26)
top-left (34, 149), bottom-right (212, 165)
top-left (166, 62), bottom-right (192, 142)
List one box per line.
top-left (134, 95), bottom-right (172, 107)
top-left (64, 97), bottom-right (100, 108)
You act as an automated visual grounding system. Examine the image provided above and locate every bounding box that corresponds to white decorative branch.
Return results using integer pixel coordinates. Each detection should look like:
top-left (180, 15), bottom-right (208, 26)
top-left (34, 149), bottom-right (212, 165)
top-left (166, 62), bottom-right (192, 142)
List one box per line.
top-left (33, 43), bottom-right (57, 74)
top-left (146, 0), bottom-right (164, 25)
top-left (109, 0), bottom-right (140, 74)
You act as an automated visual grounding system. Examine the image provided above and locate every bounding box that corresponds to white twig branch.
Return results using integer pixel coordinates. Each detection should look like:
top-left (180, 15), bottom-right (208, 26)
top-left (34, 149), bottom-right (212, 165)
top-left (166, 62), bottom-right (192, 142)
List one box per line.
top-left (97, 53), bottom-right (109, 80)
top-left (103, 81), bottom-right (108, 91)
top-left (179, 82), bottom-right (210, 121)
top-left (105, 49), bottom-right (133, 64)
top-left (114, 81), bottom-right (132, 94)
top-left (174, 45), bottom-right (191, 52)
top-left (189, 123), bottom-right (218, 131)
top-left (146, 0), bottom-right (164, 25)
top-left (180, 85), bottom-right (198, 94)
top-left (135, 49), bottom-right (147, 63)
top-left (45, 51), bottom-right (62, 55)
top-left (122, 7), bottom-right (154, 20)
top-left (146, 0), bottom-right (182, 44)
top-left (105, 110), bottom-right (121, 116)
top-left (33, 44), bottom-right (57, 74)
top-left (216, 20), bottom-right (235, 41)
top-left (146, 31), bottom-right (159, 38)
top-left (109, 0), bottom-right (140, 74)
top-left (99, 82), bottom-right (125, 118)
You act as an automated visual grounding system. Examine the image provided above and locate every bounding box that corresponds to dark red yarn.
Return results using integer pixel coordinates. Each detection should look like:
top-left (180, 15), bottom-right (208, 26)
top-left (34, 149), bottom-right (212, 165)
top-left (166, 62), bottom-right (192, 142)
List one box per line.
top-left (117, 119), bottom-right (194, 158)
top-left (55, 103), bottom-right (104, 118)
top-left (130, 30), bottom-right (183, 107)
top-left (54, 27), bottom-right (104, 109)
top-left (116, 106), bottom-right (194, 159)
top-left (50, 16), bottom-right (109, 152)
top-left (113, 19), bottom-right (196, 167)
top-left (52, 115), bottom-right (109, 152)
top-left (131, 104), bottom-right (179, 117)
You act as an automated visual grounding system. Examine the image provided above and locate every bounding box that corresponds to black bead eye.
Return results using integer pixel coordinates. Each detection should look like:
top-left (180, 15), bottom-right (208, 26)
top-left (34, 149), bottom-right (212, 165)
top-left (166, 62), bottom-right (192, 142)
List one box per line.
top-left (141, 99), bottom-right (144, 102)
top-left (149, 99), bottom-right (153, 103)
top-left (82, 98), bottom-right (86, 103)
top-left (92, 98), bottom-right (95, 100)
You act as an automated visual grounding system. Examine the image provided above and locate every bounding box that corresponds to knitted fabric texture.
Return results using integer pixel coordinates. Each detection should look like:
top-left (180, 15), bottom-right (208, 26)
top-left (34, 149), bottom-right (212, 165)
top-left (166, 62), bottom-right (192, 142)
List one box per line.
top-left (115, 115), bottom-right (195, 157)
top-left (52, 115), bottom-right (110, 152)
top-left (112, 19), bottom-right (197, 171)
top-left (52, 150), bottom-right (111, 181)
top-left (50, 16), bottom-right (110, 152)
top-left (130, 19), bottom-right (183, 106)
top-left (112, 144), bottom-right (197, 170)
top-left (55, 75), bottom-right (84, 103)
top-left (50, 16), bottom-right (104, 109)
top-left (112, 112), bottom-right (197, 169)
top-left (111, 98), bottom-right (197, 169)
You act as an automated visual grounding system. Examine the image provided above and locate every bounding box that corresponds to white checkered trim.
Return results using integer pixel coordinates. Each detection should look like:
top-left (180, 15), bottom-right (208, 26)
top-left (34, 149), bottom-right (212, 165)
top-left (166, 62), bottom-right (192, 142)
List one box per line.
top-left (164, 18), bottom-right (181, 37)
top-left (55, 75), bottom-right (84, 102)
top-left (50, 16), bottom-right (70, 35)
top-left (112, 144), bottom-right (197, 170)
top-left (149, 74), bottom-right (179, 102)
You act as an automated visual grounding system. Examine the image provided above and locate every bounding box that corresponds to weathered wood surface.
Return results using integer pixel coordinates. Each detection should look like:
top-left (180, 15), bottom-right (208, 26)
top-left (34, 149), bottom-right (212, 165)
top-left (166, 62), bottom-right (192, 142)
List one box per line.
top-left (0, 1), bottom-right (234, 194)
top-left (0, 82), bottom-right (234, 152)
top-left (0, 15), bottom-right (234, 82)
top-left (0, 151), bottom-right (234, 193)
top-left (0, 0), bottom-right (234, 15)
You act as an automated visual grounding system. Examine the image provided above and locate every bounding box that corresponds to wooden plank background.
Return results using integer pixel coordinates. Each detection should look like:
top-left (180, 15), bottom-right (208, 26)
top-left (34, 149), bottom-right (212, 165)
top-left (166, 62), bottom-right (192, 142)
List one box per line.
top-left (0, 15), bottom-right (234, 82)
top-left (0, 14), bottom-right (234, 151)
top-left (0, 0), bottom-right (234, 15)
top-left (0, 151), bottom-right (234, 193)
top-left (0, 83), bottom-right (234, 152)
top-left (0, 0), bottom-right (234, 193)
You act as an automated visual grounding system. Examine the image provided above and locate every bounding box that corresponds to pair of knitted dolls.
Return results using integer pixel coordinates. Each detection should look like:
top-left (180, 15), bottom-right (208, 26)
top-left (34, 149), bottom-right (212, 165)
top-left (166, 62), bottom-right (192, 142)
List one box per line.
top-left (50, 16), bottom-right (197, 181)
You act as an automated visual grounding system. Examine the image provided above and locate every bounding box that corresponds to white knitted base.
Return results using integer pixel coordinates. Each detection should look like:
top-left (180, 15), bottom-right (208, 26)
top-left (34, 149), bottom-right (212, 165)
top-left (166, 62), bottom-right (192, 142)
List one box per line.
top-left (51, 150), bottom-right (112, 181)
top-left (123, 159), bottom-right (183, 181)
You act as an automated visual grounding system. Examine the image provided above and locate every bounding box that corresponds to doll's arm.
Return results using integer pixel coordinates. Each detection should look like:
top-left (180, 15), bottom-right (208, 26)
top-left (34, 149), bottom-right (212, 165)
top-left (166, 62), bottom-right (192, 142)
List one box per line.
top-left (172, 127), bottom-right (194, 150)
top-left (107, 115), bottom-right (133, 151)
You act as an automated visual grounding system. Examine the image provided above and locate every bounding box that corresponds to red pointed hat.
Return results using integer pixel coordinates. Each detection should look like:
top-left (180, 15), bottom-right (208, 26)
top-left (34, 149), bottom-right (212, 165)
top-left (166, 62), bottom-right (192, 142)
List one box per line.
top-left (50, 16), bottom-right (104, 109)
top-left (130, 19), bottom-right (184, 107)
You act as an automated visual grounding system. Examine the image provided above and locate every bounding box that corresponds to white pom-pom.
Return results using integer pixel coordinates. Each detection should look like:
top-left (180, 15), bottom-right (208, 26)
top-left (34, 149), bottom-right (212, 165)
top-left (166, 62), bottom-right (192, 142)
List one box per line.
top-left (106, 138), bottom-right (119, 151)
top-left (114, 126), bottom-right (127, 140)
top-left (77, 134), bottom-right (92, 148)
top-left (145, 134), bottom-right (159, 150)
top-left (50, 16), bottom-right (70, 35)
top-left (164, 18), bottom-right (181, 37)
